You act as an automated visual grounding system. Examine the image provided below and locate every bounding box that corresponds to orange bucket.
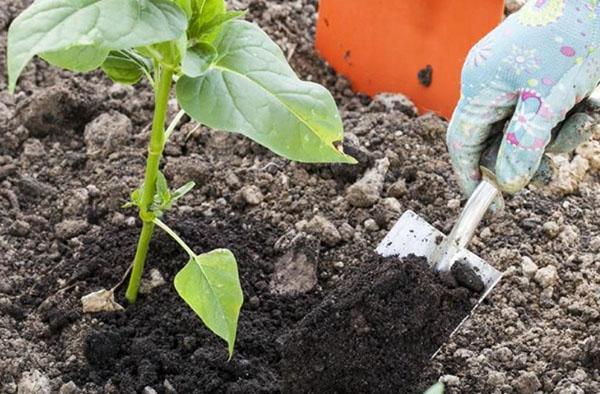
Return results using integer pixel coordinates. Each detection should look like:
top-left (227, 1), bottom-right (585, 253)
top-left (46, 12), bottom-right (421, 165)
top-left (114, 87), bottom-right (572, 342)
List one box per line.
top-left (316, 0), bottom-right (505, 119)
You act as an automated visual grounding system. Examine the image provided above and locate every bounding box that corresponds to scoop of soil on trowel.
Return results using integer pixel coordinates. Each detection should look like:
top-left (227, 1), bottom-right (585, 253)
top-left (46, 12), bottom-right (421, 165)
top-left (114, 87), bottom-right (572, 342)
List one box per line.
top-left (281, 253), bottom-right (480, 393)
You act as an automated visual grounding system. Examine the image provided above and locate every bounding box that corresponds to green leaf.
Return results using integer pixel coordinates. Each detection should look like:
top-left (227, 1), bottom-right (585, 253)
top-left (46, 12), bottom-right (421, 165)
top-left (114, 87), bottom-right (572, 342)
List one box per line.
top-left (101, 51), bottom-right (149, 85)
top-left (423, 383), bottom-right (444, 394)
top-left (175, 0), bottom-right (193, 18)
top-left (189, 0), bottom-right (227, 40)
top-left (41, 45), bottom-right (110, 73)
top-left (172, 181), bottom-right (196, 200)
top-left (175, 249), bottom-right (243, 357)
top-left (182, 43), bottom-right (217, 77)
top-left (123, 186), bottom-right (143, 209)
top-left (7, 0), bottom-right (187, 92)
top-left (176, 21), bottom-right (355, 164)
top-left (155, 171), bottom-right (171, 203)
top-left (197, 11), bottom-right (245, 37)
top-left (198, 0), bottom-right (226, 23)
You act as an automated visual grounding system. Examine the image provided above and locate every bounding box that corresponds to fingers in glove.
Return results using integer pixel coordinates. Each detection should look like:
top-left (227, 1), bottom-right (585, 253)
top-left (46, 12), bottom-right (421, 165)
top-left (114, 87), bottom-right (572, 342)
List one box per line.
top-left (495, 91), bottom-right (562, 193)
top-left (546, 112), bottom-right (594, 154)
top-left (447, 96), bottom-right (512, 197)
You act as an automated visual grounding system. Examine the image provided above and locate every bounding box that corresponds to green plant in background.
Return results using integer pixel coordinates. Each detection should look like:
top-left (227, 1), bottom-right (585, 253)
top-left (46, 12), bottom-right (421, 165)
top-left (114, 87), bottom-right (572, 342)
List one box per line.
top-left (7, 0), bottom-right (355, 356)
top-left (423, 382), bottom-right (444, 394)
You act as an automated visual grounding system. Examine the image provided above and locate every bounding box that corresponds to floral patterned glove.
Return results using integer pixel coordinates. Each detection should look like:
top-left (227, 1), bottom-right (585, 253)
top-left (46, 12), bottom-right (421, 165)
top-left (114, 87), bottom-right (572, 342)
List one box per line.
top-left (447, 0), bottom-right (599, 197)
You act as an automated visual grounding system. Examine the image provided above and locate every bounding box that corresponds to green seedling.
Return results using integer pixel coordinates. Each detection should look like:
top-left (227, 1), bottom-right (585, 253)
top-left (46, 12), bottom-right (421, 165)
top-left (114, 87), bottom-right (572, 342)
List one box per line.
top-left (423, 382), bottom-right (445, 394)
top-left (8, 0), bottom-right (355, 357)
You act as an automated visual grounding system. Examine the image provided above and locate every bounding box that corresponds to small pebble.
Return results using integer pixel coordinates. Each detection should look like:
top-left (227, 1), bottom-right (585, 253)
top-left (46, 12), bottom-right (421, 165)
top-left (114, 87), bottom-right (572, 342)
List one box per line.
top-left (388, 178), bottom-right (407, 198)
top-left (521, 256), bottom-right (538, 278)
top-left (240, 185), bottom-right (264, 205)
top-left (164, 380), bottom-right (177, 394)
top-left (542, 221), bottom-right (561, 239)
top-left (306, 215), bottom-right (341, 246)
top-left (364, 218), bottom-right (379, 232)
top-left (447, 199), bottom-right (461, 209)
top-left (440, 374), bottom-right (460, 386)
top-left (534, 265), bottom-right (558, 288)
top-left (249, 296), bottom-right (260, 309)
top-left (480, 227), bottom-right (492, 239)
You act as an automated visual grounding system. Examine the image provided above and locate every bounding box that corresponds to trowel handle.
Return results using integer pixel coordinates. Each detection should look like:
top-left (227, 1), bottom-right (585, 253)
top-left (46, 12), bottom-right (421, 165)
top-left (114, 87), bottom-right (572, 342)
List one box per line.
top-left (448, 180), bottom-right (499, 251)
top-left (435, 179), bottom-right (499, 272)
top-left (434, 132), bottom-right (502, 272)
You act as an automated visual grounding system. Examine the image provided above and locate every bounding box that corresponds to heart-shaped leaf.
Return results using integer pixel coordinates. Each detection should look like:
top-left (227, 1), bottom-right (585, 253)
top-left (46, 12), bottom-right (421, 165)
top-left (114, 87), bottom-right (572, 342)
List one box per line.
top-left (176, 20), bottom-right (355, 163)
top-left (174, 249), bottom-right (243, 357)
top-left (7, 0), bottom-right (187, 92)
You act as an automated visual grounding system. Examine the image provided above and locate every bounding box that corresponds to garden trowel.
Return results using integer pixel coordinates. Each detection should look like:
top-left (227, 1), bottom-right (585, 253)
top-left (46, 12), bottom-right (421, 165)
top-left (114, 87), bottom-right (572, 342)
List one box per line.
top-left (374, 101), bottom-right (595, 356)
top-left (375, 136), bottom-right (506, 354)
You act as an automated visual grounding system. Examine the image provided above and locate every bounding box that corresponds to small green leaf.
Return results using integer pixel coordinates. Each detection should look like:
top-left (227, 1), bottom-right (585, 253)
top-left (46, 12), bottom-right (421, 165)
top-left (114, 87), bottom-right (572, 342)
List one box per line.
top-left (7, 0), bottom-right (187, 92)
top-left (197, 11), bottom-right (245, 37)
top-left (101, 51), bottom-right (149, 85)
top-left (123, 186), bottom-right (143, 209)
top-left (175, 249), bottom-right (243, 357)
top-left (155, 171), bottom-right (171, 202)
top-left (175, 0), bottom-right (193, 18)
top-left (189, 0), bottom-right (227, 39)
top-left (182, 43), bottom-right (217, 77)
top-left (176, 20), bottom-right (355, 164)
top-left (423, 382), bottom-right (444, 394)
top-left (172, 181), bottom-right (196, 200)
top-left (197, 0), bottom-right (226, 23)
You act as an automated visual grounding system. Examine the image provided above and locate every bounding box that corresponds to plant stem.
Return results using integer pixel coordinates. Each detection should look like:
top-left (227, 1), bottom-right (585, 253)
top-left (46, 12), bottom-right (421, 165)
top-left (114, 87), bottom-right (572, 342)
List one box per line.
top-left (125, 66), bottom-right (174, 304)
top-left (153, 218), bottom-right (197, 259)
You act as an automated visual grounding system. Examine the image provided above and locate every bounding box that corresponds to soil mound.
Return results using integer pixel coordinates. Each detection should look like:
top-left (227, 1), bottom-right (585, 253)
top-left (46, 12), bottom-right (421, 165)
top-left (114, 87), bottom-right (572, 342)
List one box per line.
top-left (282, 254), bottom-right (478, 393)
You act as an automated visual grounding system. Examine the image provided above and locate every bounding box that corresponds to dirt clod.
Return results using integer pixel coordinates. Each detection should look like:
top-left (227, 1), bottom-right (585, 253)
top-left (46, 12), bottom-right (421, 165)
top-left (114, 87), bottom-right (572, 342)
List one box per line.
top-left (451, 258), bottom-right (485, 293)
top-left (346, 157), bottom-right (389, 207)
top-left (18, 83), bottom-right (99, 137)
top-left (55, 219), bottom-right (89, 240)
top-left (534, 265), bottom-right (558, 288)
top-left (17, 370), bottom-right (51, 394)
top-left (84, 111), bottom-right (132, 157)
top-left (513, 371), bottom-right (542, 394)
top-left (306, 214), bottom-right (341, 246)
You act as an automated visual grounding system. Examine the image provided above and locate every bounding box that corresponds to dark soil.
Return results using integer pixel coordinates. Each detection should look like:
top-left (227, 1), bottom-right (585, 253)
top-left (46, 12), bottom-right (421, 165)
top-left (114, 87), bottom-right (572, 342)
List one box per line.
top-left (55, 213), bottom-right (322, 394)
top-left (281, 255), bottom-right (477, 394)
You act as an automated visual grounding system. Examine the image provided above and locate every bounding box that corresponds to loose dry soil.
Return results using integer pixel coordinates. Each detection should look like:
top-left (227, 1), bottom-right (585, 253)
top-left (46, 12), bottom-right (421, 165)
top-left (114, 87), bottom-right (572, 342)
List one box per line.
top-left (0, 0), bottom-right (598, 393)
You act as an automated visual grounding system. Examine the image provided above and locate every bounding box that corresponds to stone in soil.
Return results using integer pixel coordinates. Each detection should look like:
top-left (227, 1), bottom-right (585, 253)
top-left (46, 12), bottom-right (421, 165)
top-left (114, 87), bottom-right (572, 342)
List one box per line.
top-left (281, 254), bottom-right (478, 393)
top-left (450, 258), bottom-right (485, 293)
top-left (346, 157), bottom-right (389, 207)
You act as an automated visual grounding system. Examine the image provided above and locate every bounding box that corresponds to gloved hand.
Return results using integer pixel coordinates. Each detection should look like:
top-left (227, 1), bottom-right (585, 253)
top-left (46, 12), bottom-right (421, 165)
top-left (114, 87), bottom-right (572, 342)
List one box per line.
top-left (447, 0), bottom-right (599, 198)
